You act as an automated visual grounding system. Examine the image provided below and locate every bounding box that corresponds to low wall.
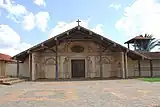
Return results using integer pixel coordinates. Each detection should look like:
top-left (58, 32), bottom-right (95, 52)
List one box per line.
top-left (6, 62), bottom-right (29, 77)
top-left (128, 59), bottom-right (160, 77)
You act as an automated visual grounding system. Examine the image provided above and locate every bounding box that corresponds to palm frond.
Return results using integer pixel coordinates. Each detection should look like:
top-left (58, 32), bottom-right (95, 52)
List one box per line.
top-left (134, 33), bottom-right (159, 52)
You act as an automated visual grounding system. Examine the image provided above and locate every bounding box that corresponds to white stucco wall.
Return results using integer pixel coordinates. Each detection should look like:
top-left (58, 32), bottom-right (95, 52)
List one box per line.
top-left (0, 61), bottom-right (6, 76)
top-left (140, 60), bottom-right (150, 77)
top-left (6, 58), bottom-right (29, 77)
top-left (152, 60), bottom-right (160, 76)
top-left (127, 59), bottom-right (160, 77)
top-left (127, 57), bottom-right (139, 77)
top-left (6, 63), bottom-right (17, 76)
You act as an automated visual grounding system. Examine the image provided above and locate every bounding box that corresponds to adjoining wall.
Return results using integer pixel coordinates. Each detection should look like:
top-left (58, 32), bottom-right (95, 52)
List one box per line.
top-left (140, 60), bottom-right (150, 77)
top-left (127, 58), bottom-right (160, 77)
top-left (6, 58), bottom-right (29, 77)
top-left (127, 57), bottom-right (139, 77)
top-left (6, 62), bottom-right (16, 76)
top-left (152, 60), bottom-right (160, 76)
top-left (20, 58), bottom-right (29, 77)
top-left (0, 61), bottom-right (6, 76)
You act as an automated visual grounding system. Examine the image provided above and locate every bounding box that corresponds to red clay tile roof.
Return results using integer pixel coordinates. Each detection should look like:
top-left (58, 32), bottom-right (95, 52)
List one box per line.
top-left (140, 52), bottom-right (160, 59)
top-left (134, 36), bottom-right (151, 39)
top-left (0, 53), bottom-right (13, 62)
top-left (124, 36), bottom-right (151, 44)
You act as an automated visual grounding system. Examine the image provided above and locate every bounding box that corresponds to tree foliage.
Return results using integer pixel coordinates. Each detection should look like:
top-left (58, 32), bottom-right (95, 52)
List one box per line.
top-left (133, 34), bottom-right (160, 52)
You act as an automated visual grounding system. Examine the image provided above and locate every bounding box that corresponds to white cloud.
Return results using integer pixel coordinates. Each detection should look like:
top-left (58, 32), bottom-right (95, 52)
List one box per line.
top-left (22, 12), bottom-right (50, 32)
top-left (115, 0), bottom-right (160, 51)
top-left (0, 25), bottom-right (31, 56)
top-left (33, 0), bottom-right (46, 7)
top-left (0, 0), bottom-right (50, 32)
top-left (23, 12), bottom-right (35, 30)
top-left (35, 12), bottom-right (50, 32)
top-left (116, 0), bottom-right (160, 39)
top-left (0, 24), bottom-right (20, 45)
top-left (49, 19), bottom-right (104, 37)
top-left (109, 3), bottom-right (121, 10)
top-left (91, 24), bottom-right (104, 35)
top-left (0, 0), bottom-right (27, 22)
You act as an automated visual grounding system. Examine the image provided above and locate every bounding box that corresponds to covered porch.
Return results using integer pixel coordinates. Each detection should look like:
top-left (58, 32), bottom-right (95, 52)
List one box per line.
top-left (13, 26), bottom-right (148, 81)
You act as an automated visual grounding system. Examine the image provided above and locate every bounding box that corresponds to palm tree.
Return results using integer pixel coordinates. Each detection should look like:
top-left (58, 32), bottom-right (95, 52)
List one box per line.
top-left (133, 34), bottom-right (160, 52)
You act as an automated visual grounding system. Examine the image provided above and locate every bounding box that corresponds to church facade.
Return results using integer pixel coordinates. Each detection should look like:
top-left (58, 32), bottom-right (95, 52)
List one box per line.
top-left (12, 26), bottom-right (160, 80)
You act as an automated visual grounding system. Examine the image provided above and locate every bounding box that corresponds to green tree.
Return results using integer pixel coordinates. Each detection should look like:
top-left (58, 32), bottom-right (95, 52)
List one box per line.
top-left (133, 34), bottom-right (160, 52)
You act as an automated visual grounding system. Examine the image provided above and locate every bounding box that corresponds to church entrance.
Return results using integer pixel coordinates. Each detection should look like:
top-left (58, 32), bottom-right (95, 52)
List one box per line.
top-left (71, 60), bottom-right (85, 78)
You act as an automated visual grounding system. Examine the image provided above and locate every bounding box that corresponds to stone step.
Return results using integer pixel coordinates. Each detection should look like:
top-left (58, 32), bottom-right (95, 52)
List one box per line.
top-left (2, 79), bottom-right (25, 85)
top-left (0, 78), bottom-right (18, 83)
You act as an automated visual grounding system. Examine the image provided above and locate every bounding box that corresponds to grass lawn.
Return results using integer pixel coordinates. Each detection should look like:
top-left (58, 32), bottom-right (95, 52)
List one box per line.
top-left (139, 77), bottom-right (160, 82)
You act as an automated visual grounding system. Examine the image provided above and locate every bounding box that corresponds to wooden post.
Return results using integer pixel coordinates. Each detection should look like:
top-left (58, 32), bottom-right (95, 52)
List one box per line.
top-left (55, 39), bottom-right (58, 80)
top-left (150, 60), bottom-right (153, 77)
top-left (124, 52), bottom-right (128, 79)
top-left (138, 60), bottom-right (141, 77)
top-left (100, 37), bottom-right (103, 79)
top-left (121, 52), bottom-right (125, 79)
top-left (32, 53), bottom-right (35, 80)
top-left (29, 53), bottom-right (32, 80)
top-left (127, 43), bottom-right (130, 49)
top-left (17, 59), bottom-right (19, 77)
top-left (134, 41), bottom-right (136, 50)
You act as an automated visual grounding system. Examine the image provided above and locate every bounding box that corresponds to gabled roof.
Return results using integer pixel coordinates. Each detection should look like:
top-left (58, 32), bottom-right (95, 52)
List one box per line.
top-left (124, 36), bottom-right (152, 44)
top-left (12, 26), bottom-right (149, 61)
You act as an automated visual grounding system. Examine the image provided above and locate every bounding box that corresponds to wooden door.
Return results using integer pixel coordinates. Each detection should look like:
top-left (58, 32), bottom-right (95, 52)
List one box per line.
top-left (71, 60), bottom-right (85, 78)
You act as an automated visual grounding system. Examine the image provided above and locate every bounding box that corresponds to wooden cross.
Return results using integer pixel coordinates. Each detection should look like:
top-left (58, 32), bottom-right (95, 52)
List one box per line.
top-left (76, 19), bottom-right (81, 26)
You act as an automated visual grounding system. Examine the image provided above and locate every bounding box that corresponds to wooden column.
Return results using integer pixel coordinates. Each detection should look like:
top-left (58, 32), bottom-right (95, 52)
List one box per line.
top-left (127, 43), bottom-right (130, 49)
top-left (29, 53), bottom-right (32, 81)
top-left (134, 41), bottom-right (136, 50)
top-left (17, 59), bottom-right (19, 77)
top-left (124, 52), bottom-right (128, 79)
top-left (121, 52), bottom-right (125, 79)
top-left (138, 60), bottom-right (141, 77)
top-left (100, 37), bottom-right (103, 79)
top-left (150, 60), bottom-right (153, 77)
top-left (55, 38), bottom-right (58, 80)
top-left (32, 53), bottom-right (36, 80)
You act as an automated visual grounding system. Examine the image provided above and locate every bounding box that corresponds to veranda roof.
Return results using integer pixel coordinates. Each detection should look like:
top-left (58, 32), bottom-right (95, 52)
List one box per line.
top-left (124, 36), bottom-right (152, 44)
top-left (12, 26), bottom-right (149, 61)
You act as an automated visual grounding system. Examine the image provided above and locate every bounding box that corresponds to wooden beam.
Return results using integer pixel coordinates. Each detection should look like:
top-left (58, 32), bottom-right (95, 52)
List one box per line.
top-left (138, 60), bottom-right (141, 77)
top-left (66, 39), bottom-right (93, 41)
top-left (66, 32), bottom-right (69, 35)
top-left (89, 31), bottom-right (92, 35)
top-left (34, 45), bottom-right (56, 53)
top-left (17, 59), bottom-right (19, 77)
top-left (150, 60), bottom-right (153, 77)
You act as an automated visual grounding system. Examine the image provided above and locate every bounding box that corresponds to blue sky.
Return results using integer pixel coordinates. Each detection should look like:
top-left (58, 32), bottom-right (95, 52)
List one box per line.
top-left (0, 0), bottom-right (160, 56)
